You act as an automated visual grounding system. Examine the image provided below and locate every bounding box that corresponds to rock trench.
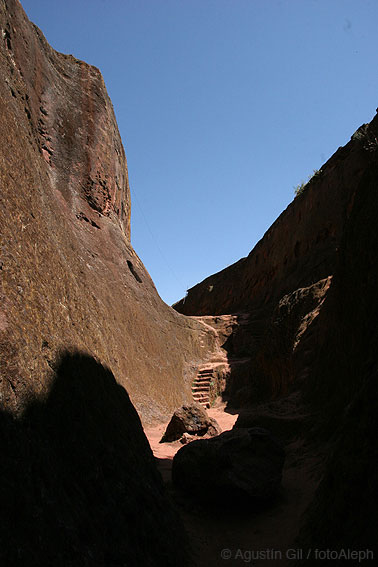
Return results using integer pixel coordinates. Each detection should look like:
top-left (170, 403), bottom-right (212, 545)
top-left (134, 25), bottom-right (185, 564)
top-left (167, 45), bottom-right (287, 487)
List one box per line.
top-left (2, 0), bottom-right (378, 564)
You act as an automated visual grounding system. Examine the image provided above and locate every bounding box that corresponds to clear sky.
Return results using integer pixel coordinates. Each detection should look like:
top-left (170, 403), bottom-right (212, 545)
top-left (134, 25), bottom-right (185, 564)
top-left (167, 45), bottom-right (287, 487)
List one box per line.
top-left (21, 0), bottom-right (378, 305)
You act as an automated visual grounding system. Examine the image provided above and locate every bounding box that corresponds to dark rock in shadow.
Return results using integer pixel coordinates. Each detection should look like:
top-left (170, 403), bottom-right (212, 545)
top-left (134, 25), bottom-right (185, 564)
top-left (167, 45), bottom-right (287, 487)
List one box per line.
top-left (172, 427), bottom-right (285, 506)
top-left (234, 393), bottom-right (310, 442)
top-left (0, 351), bottom-right (191, 567)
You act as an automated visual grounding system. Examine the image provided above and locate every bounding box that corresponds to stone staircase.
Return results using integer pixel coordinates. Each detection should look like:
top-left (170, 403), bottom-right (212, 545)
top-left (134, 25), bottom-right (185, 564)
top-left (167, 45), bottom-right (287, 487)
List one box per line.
top-left (191, 367), bottom-right (214, 409)
top-left (190, 311), bottom-right (262, 409)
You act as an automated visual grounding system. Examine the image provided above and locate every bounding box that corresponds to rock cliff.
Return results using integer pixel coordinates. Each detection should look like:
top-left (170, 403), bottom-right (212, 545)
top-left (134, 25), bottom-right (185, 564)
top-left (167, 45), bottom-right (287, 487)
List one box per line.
top-left (174, 110), bottom-right (378, 557)
top-left (0, 1), bottom-right (219, 564)
top-left (174, 114), bottom-right (378, 406)
top-left (174, 122), bottom-right (376, 317)
top-left (295, 136), bottom-right (378, 560)
top-left (0, 0), bottom-right (216, 425)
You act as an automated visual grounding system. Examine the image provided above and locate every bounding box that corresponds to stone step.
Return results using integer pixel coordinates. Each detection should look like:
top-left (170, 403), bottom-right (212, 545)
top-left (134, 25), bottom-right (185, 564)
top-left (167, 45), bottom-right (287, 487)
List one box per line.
top-left (194, 379), bottom-right (211, 385)
top-left (193, 392), bottom-right (210, 398)
top-left (192, 387), bottom-right (210, 393)
top-left (198, 372), bottom-right (213, 377)
top-left (193, 392), bottom-right (210, 399)
top-left (192, 390), bottom-right (210, 398)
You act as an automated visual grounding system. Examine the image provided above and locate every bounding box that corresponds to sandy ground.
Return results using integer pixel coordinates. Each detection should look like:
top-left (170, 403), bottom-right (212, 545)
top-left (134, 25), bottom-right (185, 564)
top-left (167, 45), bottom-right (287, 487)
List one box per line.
top-left (144, 403), bottom-right (321, 567)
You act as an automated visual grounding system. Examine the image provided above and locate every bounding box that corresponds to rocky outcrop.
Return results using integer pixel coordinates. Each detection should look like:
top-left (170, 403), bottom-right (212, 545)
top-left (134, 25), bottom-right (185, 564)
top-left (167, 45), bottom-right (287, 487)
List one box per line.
top-left (174, 114), bottom-right (378, 409)
top-left (0, 0), bottom-right (216, 425)
top-left (160, 403), bottom-right (221, 443)
top-left (174, 107), bottom-right (378, 554)
top-left (172, 427), bottom-right (285, 503)
top-left (174, 124), bottom-right (373, 318)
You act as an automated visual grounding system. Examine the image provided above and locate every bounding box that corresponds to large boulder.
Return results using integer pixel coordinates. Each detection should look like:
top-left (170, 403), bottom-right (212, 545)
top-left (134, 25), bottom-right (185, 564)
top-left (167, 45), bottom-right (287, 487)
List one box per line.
top-left (160, 403), bottom-right (221, 443)
top-left (172, 427), bottom-right (285, 503)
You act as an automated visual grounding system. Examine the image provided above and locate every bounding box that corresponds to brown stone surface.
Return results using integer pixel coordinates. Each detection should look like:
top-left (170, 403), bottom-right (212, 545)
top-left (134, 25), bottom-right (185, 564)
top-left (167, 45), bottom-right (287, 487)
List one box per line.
top-left (160, 402), bottom-right (221, 443)
top-left (0, 0), bottom-right (216, 425)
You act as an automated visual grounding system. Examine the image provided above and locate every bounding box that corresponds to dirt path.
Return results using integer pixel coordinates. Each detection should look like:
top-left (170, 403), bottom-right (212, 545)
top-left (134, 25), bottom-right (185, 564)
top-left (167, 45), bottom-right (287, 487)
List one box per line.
top-left (144, 403), bottom-right (321, 567)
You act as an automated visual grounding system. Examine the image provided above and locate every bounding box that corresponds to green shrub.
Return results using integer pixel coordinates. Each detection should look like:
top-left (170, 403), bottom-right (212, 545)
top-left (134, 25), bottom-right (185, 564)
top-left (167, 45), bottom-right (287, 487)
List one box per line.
top-left (294, 169), bottom-right (320, 197)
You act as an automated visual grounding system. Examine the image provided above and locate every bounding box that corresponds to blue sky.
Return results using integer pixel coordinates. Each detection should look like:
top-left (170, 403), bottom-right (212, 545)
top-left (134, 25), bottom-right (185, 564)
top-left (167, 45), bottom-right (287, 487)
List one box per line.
top-left (22, 0), bottom-right (378, 305)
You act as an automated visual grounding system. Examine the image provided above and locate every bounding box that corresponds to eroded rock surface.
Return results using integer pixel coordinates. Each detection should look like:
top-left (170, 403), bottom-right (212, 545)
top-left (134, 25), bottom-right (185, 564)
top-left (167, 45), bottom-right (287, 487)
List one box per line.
top-left (0, 0), bottom-right (216, 425)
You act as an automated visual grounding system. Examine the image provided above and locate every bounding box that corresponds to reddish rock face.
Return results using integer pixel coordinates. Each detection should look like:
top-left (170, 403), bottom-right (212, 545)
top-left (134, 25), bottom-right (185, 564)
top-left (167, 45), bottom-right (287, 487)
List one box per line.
top-left (173, 94), bottom-right (378, 552)
top-left (174, 123), bottom-right (376, 318)
top-left (174, 113), bottom-right (378, 406)
top-left (0, 0), bottom-right (216, 424)
top-left (2, 2), bottom-right (130, 237)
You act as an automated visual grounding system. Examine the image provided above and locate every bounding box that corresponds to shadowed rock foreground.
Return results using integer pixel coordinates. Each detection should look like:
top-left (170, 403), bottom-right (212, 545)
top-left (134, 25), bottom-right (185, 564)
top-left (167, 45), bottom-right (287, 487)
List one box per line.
top-left (0, 352), bottom-right (191, 567)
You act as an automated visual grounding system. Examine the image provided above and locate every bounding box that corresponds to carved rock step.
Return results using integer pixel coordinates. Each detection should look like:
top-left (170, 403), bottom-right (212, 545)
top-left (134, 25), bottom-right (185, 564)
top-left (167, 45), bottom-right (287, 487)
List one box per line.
top-left (194, 392), bottom-right (210, 399)
top-left (193, 395), bottom-right (210, 402)
top-left (194, 390), bottom-right (209, 398)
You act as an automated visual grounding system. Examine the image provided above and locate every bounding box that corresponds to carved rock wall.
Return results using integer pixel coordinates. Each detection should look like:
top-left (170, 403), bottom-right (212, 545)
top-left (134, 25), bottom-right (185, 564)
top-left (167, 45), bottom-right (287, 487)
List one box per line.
top-left (0, 0), bottom-right (216, 424)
